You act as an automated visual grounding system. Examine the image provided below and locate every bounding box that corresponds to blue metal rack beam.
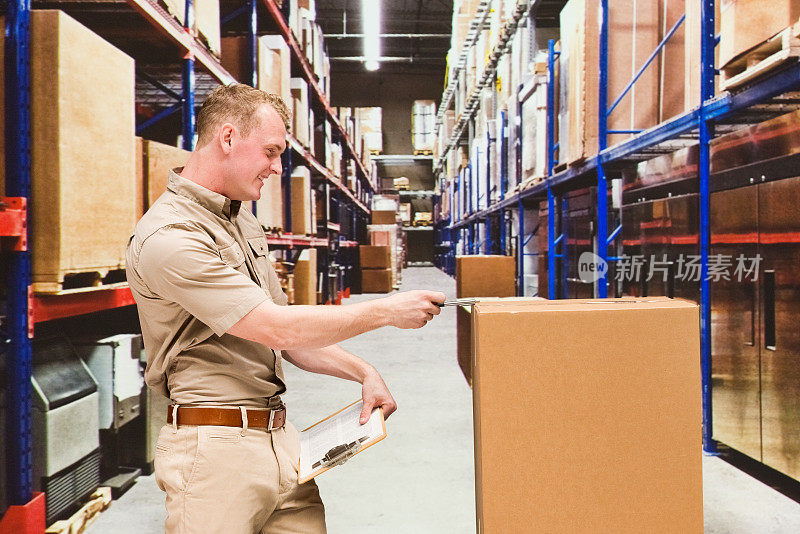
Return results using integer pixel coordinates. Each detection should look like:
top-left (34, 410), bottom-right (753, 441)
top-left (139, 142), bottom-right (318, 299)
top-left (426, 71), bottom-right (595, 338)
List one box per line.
top-left (4, 0), bottom-right (33, 506)
top-left (699, 0), bottom-right (717, 454)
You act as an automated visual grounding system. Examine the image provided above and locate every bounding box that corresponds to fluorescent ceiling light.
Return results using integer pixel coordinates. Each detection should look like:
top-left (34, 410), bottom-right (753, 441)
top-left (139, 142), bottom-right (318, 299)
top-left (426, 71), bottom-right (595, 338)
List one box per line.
top-left (362, 0), bottom-right (381, 71)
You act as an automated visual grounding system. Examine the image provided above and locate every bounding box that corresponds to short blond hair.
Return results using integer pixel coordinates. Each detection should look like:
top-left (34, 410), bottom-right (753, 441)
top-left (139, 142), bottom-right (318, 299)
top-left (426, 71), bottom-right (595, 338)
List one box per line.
top-left (196, 83), bottom-right (291, 147)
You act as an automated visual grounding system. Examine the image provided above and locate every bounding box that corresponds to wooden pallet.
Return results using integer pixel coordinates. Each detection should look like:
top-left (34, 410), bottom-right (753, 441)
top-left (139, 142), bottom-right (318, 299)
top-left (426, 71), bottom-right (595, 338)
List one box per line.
top-left (46, 487), bottom-right (112, 534)
top-left (33, 268), bottom-right (127, 294)
top-left (721, 22), bottom-right (800, 91)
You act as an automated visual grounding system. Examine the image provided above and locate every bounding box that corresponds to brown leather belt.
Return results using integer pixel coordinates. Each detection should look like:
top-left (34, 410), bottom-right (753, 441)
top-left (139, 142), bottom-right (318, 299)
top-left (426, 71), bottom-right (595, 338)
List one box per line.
top-left (167, 403), bottom-right (286, 431)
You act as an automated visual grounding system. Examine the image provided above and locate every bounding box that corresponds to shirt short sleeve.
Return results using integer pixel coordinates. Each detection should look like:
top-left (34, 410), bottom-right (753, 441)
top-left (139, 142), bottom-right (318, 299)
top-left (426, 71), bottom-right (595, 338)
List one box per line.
top-left (136, 223), bottom-right (270, 336)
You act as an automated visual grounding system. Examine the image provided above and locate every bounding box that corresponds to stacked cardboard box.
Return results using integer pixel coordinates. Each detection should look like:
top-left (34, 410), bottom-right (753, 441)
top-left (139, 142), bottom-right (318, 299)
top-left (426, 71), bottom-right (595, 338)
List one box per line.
top-left (290, 78), bottom-right (310, 147)
top-left (293, 248), bottom-right (317, 304)
top-left (0, 10), bottom-right (136, 292)
top-left (161, 0), bottom-right (221, 57)
top-left (359, 245), bottom-right (393, 293)
top-left (290, 166), bottom-right (314, 235)
top-left (368, 224), bottom-right (401, 287)
top-left (141, 139), bottom-right (191, 219)
top-left (471, 298), bottom-right (703, 532)
top-left (455, 255), bottom-right (516, 298)
top-left (411, 100), bottom-right (436, 153)
top-left (457, 297), bottom-right (542, 385)
top-left (520, 73), bottom-right (549, 184)
top-left (559, 0), bottom-right (660, 165)
top-left (256, 174), bottom-right (284, 233)
top-left (356, 107), bottom-right (383, 155)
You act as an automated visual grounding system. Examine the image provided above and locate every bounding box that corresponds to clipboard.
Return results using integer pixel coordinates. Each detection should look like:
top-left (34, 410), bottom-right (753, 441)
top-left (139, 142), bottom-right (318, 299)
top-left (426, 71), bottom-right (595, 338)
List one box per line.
top-left (298, 399), bottom-right (387, 484)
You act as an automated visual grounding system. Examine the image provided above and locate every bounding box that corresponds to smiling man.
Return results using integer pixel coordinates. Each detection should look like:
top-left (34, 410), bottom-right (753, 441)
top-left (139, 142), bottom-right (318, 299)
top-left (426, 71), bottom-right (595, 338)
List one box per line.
top-left (126, 84), bottom-right (444, 534)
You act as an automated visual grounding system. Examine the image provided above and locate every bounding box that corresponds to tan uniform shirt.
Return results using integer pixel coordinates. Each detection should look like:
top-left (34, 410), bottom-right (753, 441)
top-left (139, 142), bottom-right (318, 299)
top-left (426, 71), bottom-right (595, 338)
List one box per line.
top-left (127, 170), bottom-right (288, 407)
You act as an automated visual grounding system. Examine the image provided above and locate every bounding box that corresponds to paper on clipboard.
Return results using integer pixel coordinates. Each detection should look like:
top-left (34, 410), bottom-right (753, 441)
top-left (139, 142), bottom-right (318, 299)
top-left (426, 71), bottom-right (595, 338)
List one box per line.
top-left (298, 400), bottom-right (386, 484)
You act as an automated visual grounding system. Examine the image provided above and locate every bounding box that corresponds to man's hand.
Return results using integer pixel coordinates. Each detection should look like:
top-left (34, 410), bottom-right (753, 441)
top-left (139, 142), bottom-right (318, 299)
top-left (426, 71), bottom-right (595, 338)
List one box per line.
top-left (359, 367), bottom-right (397, 425)
top-left (381, 290), bottom-right (446, 329)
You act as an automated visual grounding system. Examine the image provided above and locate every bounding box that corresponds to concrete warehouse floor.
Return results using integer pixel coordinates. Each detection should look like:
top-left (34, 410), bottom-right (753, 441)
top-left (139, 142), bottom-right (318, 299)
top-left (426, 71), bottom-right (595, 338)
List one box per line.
top-left (85, 267), bottom-right (800, 533)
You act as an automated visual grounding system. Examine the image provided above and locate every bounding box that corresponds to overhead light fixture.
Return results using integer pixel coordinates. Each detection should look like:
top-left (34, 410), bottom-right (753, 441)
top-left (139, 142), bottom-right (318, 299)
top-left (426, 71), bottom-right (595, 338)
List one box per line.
top-left (362, 0), bottom-right (381, 71)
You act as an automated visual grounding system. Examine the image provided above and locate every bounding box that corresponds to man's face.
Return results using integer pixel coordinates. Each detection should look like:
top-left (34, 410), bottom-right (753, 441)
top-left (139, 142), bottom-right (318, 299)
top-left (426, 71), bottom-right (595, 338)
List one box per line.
top-left (225, 104), bottom-right (287, 202)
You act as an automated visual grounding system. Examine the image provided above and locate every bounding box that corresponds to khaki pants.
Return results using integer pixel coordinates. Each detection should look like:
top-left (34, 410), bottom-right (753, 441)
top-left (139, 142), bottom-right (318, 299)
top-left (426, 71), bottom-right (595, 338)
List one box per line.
top-left (154, 420), bottom-right (326, 534)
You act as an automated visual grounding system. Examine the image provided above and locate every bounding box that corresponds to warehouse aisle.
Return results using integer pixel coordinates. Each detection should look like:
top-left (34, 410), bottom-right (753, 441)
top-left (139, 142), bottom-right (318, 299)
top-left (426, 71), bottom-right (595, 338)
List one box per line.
top-left (85, 268), bottom-right (800, 533)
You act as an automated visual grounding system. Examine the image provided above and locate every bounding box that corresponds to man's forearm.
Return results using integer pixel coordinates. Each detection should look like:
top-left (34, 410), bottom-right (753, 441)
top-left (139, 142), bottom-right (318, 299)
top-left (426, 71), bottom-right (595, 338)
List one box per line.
top-left (229, 298), bottom-right (391, 350)
top-left (282, 344), bottom-right (374, 383)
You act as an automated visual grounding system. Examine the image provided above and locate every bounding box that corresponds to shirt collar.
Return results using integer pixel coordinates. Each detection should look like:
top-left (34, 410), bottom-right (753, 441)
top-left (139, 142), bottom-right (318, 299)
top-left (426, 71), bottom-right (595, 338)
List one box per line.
top-left (166, 169), bottom-right (241, 221)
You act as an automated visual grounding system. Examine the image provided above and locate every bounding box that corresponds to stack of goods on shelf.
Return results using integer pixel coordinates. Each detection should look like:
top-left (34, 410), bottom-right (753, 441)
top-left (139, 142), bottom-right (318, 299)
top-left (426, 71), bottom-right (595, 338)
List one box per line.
top-left (293, 248), bottom-right (318, 305)
top-left (368, 194), bottom-right (403, 287)
top-left (717, 0), bottom-right (799, 91)
top-left (286, 0), bottom-right (332, 99)
top-left (0, 10), bottom-right (136, 293)
top-left (358, 245), bottom-right (393, 293)
top-left (335, 106), bottom-right (385, 170)
top-left (470, 298), bottom-right (702, 532)
top-left (272, 255), bottom-right (295, 304)
top-left (255, 174), bottom-right (284, 234)
top-left (137, 139), bottom-right (191, 220)
top-left (290, 166), bottom-right (315, 235)
top-left (411, 100), bottom-right (436, 154)
top-left (221, 35), bottom-right (291, 106)
top-left (519, 62), bottom-right (549, 189)
top-left (399, 202), bottom-right (412, 225)
top-left (290, 78), bottom-right (311, 148)
top-left (162, 0), bottom-right (221, 57)
top-left (393, 177), bottom-right (410, 191)
top-left (437, 109), bottom-right (456, 163)
top-left (558, 0), bottom-right (660, 165)
top-left (356, 107), bottom-right (383, 163)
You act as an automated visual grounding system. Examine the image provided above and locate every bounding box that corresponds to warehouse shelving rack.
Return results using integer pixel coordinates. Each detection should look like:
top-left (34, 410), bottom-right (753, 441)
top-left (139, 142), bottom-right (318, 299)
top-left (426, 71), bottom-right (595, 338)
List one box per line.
top-left (434, 0), bottom-right (800, 453)
top-left (1, 0), bottom-right (373, 520)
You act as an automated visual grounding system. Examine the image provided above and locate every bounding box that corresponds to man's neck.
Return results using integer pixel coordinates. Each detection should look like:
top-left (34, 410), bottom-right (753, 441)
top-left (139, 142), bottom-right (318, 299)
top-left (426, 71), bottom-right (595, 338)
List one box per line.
top-left (180, 150), bottom-right (229, 198)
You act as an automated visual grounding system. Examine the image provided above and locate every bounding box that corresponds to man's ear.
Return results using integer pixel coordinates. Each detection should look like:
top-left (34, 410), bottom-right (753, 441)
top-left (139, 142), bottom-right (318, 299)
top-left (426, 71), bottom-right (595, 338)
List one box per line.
top-left (219, 123), bottom-right (235, 153)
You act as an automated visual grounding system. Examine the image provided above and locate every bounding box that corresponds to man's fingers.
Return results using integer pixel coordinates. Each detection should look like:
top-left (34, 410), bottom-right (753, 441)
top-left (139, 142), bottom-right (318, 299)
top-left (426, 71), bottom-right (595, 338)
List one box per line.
top-left (360, 399), bottom-right (374, 424)
top-left (383, 400), bottom-right (397, 418)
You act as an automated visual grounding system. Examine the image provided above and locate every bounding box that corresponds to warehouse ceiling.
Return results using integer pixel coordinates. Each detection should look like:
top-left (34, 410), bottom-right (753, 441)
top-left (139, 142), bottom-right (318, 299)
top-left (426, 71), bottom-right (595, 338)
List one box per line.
top-left (315, 0), bottom-right (454, 74)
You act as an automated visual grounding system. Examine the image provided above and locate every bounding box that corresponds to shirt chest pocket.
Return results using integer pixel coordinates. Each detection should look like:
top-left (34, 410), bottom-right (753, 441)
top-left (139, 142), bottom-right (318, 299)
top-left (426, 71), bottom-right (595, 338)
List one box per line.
top-left (218, 242), bottom-right (246, 271)
top-left (247, 236), bottom-right (288, 305)
top-left (246, 236), bottom-right (272, 289)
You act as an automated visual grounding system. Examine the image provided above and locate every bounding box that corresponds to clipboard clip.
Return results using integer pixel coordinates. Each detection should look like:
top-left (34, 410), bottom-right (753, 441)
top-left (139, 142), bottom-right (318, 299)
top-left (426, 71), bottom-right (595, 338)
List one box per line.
top-left (313, 436), bottom-right (369, 469)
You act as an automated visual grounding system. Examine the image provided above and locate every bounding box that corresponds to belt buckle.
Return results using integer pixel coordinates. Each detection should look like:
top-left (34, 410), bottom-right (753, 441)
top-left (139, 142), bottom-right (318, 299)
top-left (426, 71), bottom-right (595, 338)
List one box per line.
top-left (268, 409), bottom-right (275, 430)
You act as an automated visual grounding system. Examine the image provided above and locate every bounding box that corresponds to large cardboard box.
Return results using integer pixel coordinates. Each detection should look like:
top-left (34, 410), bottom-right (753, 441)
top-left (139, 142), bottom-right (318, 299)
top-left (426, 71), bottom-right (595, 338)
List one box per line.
top-left (684, 0), bottom-right (721, 109)
top-left (162, 0), bottom-right (220, 57)
top-left (290, 78), bottom-right (310, 146)
top-left (658, 0), bottom-right (687, 122)
top-left (719, 0), bottom-right (800, 68)
top-left (293, 248), bottom-right (317, 305)
top-left (361, 269), bottom-right (393, 293)
top-left (256, 174), bottom-right (284, 232)
top-left (471, 298), bottom-right (703, 532)
top-left (371, 210), bottom-right (397, 225)
top-left (359, 245), bottom-right (391, 269)
top-left (1, 11), bottom-right (136, 291)
top-left (559, 0), bottom-right (659, 164)
top-left (455, 255), bottom-right (516, 298)
top-left (259, 35), bottom-right (292, 106)
top-left (290, 166), bottom-right (313, 235)
top-left (143, 140), bottom-right (191, 213)
top-left (356, 107), bottom-right (383, 153)
top-left (457, 297), bottom-right (542, 386)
